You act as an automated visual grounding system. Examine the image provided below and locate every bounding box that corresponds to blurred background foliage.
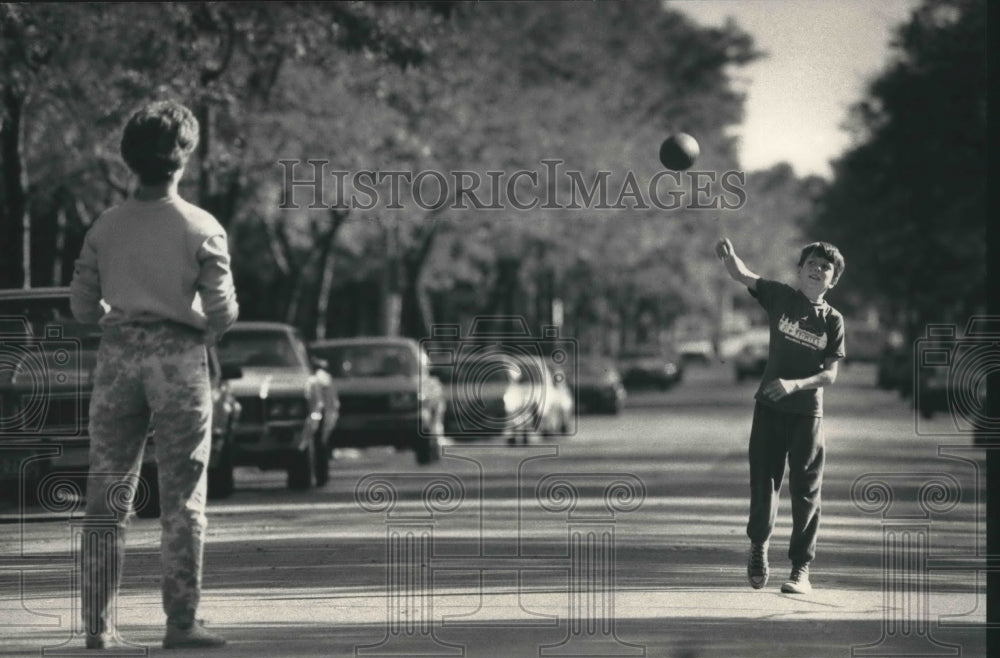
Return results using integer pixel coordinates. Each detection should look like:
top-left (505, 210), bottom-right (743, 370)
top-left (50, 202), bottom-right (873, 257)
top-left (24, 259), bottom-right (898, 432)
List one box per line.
top-left (0, 0), bottom-right (986, 351)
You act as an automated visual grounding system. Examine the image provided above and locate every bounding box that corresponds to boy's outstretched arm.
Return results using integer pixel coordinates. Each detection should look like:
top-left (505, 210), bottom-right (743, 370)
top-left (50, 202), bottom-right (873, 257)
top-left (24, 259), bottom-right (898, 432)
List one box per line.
top-left (715, 238), bottom-right (759, 291)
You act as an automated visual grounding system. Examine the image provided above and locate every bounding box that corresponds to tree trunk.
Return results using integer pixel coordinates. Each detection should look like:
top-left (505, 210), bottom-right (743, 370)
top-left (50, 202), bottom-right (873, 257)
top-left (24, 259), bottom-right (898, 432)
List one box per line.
top-left (59, 195), bottom-right (89, 286)
top-left (1, 88), bottom-right (28, 288)
top-left (400, 221), bottom-right (440, 339)
top-left (313, 209), bottom-right (348, 340)
top-left (197, 102), bottom-right (215, 212)
top-left (486, 256), bottom-right (521, 317)
top-left (28, 193), bottom-right (57, 287)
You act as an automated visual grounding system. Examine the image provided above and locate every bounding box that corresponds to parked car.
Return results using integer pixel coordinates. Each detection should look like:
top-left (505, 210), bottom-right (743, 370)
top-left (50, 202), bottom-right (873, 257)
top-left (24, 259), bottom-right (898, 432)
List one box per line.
top-left (432, 350), bottom-right (571, 443)
top-left (568, 356), bottom-right (626, 415)
top-left (845, 325), bottom-right (888, 364)
top-left (916, 358), bottom-right (949, 419)
top-left (535, 357), bottom-right (575, 437)
top-left (913, 335), bottom-right (978, 420)
top-left (308, 337), bottom-right (443, 465)
top-left (617, 346), bottom-right (683, 390)
top-left (733, 328), bottom-right (770, 383)
top-left (876, 332), bottom-right (912, 397)
top-left (0, 287), bottom-right (241, 511)
top-left (675, 336), bottom-right (714, 365)
top-left (217, 322), bottom-right (338, 490)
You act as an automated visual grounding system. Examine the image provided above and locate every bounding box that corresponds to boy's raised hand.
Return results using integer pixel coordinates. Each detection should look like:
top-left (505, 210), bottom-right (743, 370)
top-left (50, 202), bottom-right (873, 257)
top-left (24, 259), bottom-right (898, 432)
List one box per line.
top-left (715, 237), bottom-right (735, 261)
top-left (716, 237), bottom-right (759, 289)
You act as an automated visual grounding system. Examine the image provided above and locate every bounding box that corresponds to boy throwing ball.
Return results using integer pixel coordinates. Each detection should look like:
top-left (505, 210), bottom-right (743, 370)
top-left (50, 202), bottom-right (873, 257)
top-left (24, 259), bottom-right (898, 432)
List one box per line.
top-left (716, 238), bottom-right (846, 594)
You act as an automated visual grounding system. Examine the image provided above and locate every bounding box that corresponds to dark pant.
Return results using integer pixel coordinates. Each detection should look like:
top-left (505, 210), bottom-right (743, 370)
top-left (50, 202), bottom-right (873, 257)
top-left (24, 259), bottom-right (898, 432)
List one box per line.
top-left (746, 402), bottom-right (825, 567)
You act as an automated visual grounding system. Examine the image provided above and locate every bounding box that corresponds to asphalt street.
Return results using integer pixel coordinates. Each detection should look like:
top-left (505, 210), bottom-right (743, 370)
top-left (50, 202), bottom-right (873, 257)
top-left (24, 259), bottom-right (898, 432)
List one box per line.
top-left (0, 362), bottom-right (987, 657)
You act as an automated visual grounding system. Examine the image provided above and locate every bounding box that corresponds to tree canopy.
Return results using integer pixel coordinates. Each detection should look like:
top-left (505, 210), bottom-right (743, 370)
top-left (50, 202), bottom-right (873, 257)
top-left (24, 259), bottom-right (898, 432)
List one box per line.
top-left (2, 1), bottom-right (829, 350)
top-left (808, 0), bottom-right (986, 336)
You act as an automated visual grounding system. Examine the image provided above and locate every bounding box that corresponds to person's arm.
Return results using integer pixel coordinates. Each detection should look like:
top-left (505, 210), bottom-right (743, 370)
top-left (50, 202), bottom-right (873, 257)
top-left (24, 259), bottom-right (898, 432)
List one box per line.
top-left (760, 356), bottom-right (840, 401)
top-left (715, 238), bottom-right (760, 291)
top-left (197, 234), bottom-right (239, 341)
top-left (69, 230), bottom-right (104, 323)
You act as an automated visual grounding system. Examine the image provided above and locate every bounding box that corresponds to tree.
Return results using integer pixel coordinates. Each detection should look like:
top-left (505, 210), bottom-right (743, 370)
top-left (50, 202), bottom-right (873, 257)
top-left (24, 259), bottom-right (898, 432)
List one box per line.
top-left (404, 1), bottom-right (762, 344)
top-left (0, 1), bottom-right (454, 293)
top-left (808, 0), bottom-right (986, 337)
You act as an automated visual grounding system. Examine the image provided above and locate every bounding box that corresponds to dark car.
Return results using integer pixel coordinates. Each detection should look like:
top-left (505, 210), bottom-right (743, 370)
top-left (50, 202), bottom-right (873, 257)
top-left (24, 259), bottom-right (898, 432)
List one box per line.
top-left (308, 337), bottom-right (443, 465)
top-left (876, 332), bottom-right (912, 397)
top-left (217, 322), bottom-right (339, 490)
top-left (0, 287), bottom-right (241, 511)
top-left (617, 347), bottom-right (683, 390)
top-left (844, 325), bottom-right (887, 364)
top-left (569, 356), bottom-right (626, 415)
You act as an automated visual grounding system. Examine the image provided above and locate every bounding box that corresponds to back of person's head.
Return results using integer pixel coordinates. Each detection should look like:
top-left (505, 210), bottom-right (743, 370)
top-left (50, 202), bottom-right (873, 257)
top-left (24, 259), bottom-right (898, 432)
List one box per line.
top-left (798, 241), bottom-right (845, 286)
top-left (120, 100), bottom-right (199, 185)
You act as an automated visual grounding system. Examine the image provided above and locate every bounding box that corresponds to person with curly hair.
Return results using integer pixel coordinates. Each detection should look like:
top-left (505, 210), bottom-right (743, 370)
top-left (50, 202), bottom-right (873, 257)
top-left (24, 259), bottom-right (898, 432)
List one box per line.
top-left (70, 99), bottom-right (238, 650)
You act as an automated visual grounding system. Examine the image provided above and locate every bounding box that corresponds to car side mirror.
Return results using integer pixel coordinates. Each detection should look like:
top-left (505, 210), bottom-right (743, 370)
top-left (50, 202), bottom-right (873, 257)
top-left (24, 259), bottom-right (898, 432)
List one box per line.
top-left (220, 363), bottom-right (243, 380)
top-left (311, 356), bottom-right (330, 372)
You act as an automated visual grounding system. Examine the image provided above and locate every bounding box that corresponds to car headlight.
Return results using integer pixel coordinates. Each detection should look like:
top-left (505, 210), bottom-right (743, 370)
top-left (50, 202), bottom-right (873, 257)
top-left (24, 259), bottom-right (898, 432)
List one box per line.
top-left (663, 363), bottom-right (677, 376)
top-left (267, 398), bottom-right (309, 420)
top-left (389, 391), bottom-right (419, 411)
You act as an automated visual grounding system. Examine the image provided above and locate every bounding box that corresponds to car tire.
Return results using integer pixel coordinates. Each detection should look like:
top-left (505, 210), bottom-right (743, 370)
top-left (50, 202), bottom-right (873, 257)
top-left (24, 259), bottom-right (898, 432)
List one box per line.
top-left (416, 406), bottom-right (445, 465)
top-left (414, 434), bottom-right (440, 465)
top-left (208, 442), bottom-right (235, 500)
top-left (287, 439), bottom-right (315, 491)
top-left (313, 430), bottom-right (330, 487)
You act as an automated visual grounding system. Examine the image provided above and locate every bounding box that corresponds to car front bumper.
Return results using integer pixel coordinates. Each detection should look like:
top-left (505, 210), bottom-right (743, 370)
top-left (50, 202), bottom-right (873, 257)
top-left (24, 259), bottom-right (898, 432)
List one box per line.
top-left (231, 419), bottom-right (311, 462)
top-left (333, 411), bottom-right (424, 447)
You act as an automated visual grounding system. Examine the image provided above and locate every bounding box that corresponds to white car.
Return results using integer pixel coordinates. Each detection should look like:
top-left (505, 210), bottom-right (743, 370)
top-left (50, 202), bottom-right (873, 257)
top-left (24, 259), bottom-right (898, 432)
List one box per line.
top-left (434, 351), bottom-right (573, 443)
top-left (733, 328), bottom-right (771, 383)
top-left (537, 358), bottom-right (575, 438)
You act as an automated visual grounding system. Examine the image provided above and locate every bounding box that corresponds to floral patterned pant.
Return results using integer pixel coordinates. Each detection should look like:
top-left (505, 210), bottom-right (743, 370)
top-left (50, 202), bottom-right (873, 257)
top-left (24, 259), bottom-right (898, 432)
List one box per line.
top-left (81, 321), bottom-right (211, 636)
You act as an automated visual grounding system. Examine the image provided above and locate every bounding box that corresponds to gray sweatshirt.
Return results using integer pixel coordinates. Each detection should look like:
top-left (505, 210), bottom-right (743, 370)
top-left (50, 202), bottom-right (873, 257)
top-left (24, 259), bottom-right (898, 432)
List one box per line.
top-left (69, 195), bottom-right (239, 335)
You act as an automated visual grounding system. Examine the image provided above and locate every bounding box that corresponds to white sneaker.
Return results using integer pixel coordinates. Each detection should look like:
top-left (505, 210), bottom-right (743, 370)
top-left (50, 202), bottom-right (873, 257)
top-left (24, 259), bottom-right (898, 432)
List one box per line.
top-left (780, 565), bottom-right (812, 594)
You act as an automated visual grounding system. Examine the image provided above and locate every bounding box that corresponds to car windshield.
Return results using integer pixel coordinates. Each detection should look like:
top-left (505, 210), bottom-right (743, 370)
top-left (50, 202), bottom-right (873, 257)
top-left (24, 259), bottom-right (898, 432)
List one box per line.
top-left (314, 344), bottom-right (417, 378)
top-left (218, 330), bottom-right (303, 369)
top-left (575, 359), bottom-right (615, 376)
top-left (619, 350), bottom-right (662, 360)
top-left (431, 354), bottom-right (541, 385)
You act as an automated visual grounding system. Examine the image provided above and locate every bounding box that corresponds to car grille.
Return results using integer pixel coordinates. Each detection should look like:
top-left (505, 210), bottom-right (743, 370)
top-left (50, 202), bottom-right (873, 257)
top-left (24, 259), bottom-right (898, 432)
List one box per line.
top-left (578, 387), bottom-right (611, 405)
top-left (338, 393), bottom-right (391, 414)
top-left (237, 397), bottom-right (265, 424)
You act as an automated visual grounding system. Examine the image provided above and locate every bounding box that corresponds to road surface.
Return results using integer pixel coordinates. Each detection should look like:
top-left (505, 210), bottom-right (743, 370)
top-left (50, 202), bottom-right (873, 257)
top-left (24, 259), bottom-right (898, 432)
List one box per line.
top-left (0, 362), bottom-right (986, 657)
